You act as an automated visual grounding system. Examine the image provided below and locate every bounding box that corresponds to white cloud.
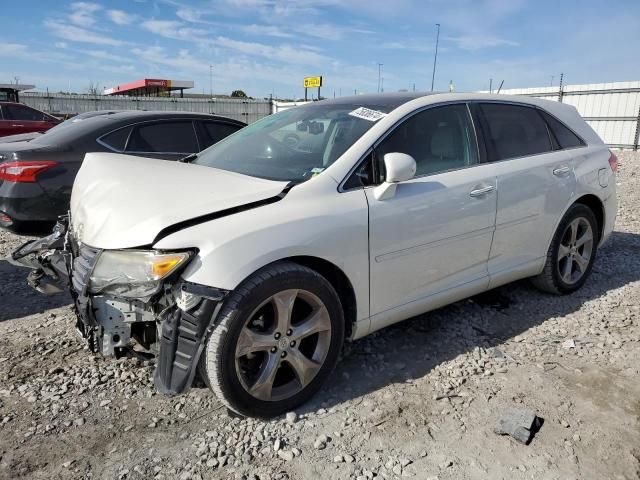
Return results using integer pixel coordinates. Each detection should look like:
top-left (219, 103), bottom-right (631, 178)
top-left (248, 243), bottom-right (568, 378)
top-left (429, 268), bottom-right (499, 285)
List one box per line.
top-left (291, 23), bottom-right (345, 40)
top-left (69, 2), bottom-right (102, 27)
top-left (141, 19), bottom-right (208, 42)
top-left (45, 20), bottom-right (125, 46)
top-left (55, 41), bottom-right (69, 49)
top-left (241, 24), bottom-right (293, 38)
top-left (84, 49), bottom-right (127, 62)
top-left (107, 9), bottom-right (135, 25)
top-left (0, 43), bottom-right (28, 57)
top-left (214, 36), bottom-right (331, 66)
top-left (175, 8), bottom-right (215, 24)
top-left (445, 34), bottom-right (518, 51)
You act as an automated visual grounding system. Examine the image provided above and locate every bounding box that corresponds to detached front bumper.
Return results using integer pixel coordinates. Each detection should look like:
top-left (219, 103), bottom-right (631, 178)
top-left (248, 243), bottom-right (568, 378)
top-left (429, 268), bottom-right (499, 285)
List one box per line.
top-left (9, 217), bottom-right (229, 395)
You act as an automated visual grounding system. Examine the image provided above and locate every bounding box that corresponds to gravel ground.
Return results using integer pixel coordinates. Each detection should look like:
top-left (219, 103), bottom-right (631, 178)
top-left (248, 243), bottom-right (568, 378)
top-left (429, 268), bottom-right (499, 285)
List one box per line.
top-left (1, 151), bottom-right (639, 480)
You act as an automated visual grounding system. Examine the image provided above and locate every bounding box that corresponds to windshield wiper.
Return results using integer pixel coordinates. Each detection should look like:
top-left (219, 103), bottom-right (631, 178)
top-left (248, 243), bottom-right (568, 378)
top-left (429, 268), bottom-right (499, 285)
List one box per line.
top-left (178, 153), bottom-right (198, 163)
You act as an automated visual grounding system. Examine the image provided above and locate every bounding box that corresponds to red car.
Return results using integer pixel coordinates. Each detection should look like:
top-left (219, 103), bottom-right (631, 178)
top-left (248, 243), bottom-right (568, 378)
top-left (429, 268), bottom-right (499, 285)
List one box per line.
top-left (0, 102), bottom-right (61, 137)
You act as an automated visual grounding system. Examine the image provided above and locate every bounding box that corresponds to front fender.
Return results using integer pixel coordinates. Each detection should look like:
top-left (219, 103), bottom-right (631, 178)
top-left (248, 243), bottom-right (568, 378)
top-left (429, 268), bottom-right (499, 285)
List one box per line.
top-left (153, 188), bottom-right (371, 322)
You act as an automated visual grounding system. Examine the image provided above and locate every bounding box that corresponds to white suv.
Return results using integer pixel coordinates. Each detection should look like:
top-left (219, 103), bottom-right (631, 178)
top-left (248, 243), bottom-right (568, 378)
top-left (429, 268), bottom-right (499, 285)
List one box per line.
top-left (12, 93), bottom-right (617, 417)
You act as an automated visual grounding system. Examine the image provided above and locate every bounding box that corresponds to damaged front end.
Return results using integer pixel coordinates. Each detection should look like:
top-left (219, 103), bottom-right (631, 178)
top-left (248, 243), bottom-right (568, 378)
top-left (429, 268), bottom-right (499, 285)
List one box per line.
top-left (9, 216), bottom-right (228, 395)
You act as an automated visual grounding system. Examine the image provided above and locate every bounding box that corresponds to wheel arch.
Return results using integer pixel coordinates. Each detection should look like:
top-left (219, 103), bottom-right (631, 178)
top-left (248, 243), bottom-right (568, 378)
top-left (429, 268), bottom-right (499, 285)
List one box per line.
top-left (547, 193), bottom-right (606, 255)
top-left (573, 194), bottom-right (605, 243)
top-left (248, 256), bottom-right (358, 340)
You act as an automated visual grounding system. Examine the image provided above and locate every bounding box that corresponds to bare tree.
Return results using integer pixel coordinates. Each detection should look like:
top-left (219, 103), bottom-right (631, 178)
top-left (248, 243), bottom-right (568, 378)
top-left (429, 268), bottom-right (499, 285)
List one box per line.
top-left (87, 80), bottom-right (101, 95)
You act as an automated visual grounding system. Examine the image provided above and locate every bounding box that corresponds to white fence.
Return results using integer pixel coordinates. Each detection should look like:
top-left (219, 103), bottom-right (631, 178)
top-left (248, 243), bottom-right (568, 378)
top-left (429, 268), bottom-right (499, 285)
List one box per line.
top-left (20, 92), bottom-right (273, 124)
top-left (488, 81), bottom-right (640, 149)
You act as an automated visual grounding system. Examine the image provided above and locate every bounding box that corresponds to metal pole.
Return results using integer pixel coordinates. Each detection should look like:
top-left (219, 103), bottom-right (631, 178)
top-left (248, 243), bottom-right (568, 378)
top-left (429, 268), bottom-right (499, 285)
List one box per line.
top-left (633, 105), bottom-right (640, 151)
top-left (558, 73), bottom-right (564, 103)
top-left (430, 23), bottom-right (440, 91)
top-left (489, 78), bottom-right (492, 94)
top-left (377, 63), bottom-right (383, 93)
top-left (210, 65), bottom-right (214, 98)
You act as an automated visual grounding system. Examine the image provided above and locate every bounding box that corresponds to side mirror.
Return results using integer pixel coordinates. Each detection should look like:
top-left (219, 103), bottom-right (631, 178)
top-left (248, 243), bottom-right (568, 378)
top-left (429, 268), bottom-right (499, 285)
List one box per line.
top-left (374, 152), bottom-right (416, 200)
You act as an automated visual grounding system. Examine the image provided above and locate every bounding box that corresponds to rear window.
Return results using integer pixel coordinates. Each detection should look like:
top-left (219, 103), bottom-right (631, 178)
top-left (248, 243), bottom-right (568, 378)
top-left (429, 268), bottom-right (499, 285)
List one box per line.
top-left (480, 103), bottom-right (553, 161)
top-left (539, 110), bottom-right (585, 149)
top-left (126, 121), bottom-right (199, 153)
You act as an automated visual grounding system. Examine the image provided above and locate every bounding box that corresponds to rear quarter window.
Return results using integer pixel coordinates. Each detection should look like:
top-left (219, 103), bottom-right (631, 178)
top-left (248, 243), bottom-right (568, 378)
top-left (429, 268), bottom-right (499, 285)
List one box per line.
top-left (480, 103), bottom-right (553, 161)
top-left (200, 121), bottom-right (242, 149)
top-left (539, 110), bottom-right (585, 149)
top-left (99, 126), bottom-right (132, 152)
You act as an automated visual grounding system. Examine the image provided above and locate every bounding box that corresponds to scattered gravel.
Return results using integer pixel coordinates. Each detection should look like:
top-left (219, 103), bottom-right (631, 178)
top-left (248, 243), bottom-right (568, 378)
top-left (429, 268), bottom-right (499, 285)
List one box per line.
top-left (0, 150), bottom-right (639, 479)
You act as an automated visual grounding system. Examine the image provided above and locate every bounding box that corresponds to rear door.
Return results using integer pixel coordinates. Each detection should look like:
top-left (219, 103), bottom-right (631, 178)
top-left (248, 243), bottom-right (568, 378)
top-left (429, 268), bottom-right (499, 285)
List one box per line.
top-left (365, 103), bottom-right (497, 316)
top-left (124, 120), bottom-right (200, 160)
top-left (472, 102), bottom-right (577, 286)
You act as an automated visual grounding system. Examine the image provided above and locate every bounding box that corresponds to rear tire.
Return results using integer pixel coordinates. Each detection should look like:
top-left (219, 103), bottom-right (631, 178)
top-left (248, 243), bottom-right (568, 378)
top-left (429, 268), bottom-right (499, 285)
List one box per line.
top-left (200, 261), bottom-right (344, 418)
top-left (531, 204), bottom-right (599, 294)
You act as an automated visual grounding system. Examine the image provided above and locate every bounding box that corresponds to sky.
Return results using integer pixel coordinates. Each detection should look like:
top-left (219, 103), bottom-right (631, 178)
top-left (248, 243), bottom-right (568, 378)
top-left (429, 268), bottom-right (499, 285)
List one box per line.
top-left (1, 0), bottom-right (639, 99)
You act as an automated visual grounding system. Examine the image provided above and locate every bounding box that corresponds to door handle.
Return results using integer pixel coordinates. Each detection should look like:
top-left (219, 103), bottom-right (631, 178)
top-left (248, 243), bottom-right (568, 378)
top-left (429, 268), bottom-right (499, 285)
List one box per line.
top-left (469, 185), bottom-right (495, 197)
top-left (11, 124), bottom-right (24, 127)
top-left (553, 165), bottom-right (571, 176)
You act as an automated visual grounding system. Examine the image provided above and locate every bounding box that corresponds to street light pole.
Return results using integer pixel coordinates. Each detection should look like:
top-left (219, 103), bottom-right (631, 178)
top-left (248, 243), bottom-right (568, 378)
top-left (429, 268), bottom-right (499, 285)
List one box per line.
top-left (431, 23), bottom-right (440, 92)
top-left (209, 65), bottom-right (213, 98)
top-left (377, 63), bottom-right (383, 93)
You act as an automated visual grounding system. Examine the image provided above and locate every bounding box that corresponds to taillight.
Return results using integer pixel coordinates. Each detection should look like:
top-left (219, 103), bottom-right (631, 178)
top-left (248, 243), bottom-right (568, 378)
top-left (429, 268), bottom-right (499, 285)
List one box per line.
top-left (0, 161), bottom-right (57, 183)
top-left (608, 151), bottom-right (618, 172)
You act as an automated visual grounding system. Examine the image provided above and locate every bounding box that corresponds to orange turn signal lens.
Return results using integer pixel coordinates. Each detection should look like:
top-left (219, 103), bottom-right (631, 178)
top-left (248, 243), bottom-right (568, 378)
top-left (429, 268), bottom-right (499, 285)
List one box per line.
top-left (151, 254), bottom-right (189, 278)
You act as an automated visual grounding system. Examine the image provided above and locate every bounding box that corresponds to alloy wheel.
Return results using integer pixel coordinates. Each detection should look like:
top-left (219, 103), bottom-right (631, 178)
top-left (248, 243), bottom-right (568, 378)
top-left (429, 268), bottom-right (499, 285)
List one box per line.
top-left (557, 217), bottom-right (594, 285)
top-left (234, 289), bottom-right (332, 402)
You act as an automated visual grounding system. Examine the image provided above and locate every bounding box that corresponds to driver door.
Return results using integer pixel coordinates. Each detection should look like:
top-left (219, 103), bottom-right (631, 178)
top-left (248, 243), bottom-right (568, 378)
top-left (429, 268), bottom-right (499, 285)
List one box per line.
top-left (365, 103), bottom-right (497, 317)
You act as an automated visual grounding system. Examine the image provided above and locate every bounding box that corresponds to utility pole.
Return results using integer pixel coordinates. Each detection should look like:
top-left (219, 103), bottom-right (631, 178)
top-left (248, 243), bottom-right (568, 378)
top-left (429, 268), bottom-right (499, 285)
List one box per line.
top-left (377, 63), bottom-right (383, 93)
top-left (550, 75), bottom-right (555, 87)
top-left (558, 72), bottom-right (564, 102)
top-left (209, 65), bottom-right (213, 98)
top-left (430, 23), bottom-right (440, 91)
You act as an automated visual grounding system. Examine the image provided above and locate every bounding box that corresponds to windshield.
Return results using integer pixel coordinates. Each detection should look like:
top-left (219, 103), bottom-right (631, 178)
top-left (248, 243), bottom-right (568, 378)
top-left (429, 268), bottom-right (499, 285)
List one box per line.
top-left (193, 102), bottom-right (393, 182)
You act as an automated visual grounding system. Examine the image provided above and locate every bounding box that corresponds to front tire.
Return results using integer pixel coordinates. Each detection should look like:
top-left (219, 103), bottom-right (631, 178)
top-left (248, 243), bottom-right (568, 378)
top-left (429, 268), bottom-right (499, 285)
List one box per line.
top-left (532, 204), bottom-right (599, 294)
top-left (200, 261), bottom-right (345, 418)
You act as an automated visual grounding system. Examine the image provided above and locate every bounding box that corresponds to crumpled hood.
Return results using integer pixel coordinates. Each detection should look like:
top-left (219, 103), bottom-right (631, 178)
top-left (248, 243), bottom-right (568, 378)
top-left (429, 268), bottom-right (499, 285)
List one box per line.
top-left (70, 153), bottom-right (289, 249)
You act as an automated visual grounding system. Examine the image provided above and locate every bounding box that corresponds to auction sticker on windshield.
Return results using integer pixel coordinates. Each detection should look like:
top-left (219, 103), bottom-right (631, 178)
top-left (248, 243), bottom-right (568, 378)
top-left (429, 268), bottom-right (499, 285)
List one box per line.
top-left (349, 107), bottom-right (388, 122)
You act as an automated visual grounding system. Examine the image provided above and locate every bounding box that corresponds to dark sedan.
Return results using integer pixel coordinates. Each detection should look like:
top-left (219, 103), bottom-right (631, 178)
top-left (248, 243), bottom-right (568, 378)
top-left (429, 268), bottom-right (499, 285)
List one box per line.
top-left (0, 111), bottom-right (245, 233)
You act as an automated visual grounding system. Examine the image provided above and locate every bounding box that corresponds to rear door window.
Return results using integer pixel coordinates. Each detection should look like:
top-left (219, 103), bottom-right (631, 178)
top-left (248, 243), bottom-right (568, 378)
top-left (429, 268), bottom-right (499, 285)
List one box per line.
top-left (539, 110), bottom-right (585, 149)
top-left (479, 103), bottom-right (553, 161)
top-left (126, 121), bottom-right (199, 153)
top-left (199, 121), bottom-right (241, 149)
top-left (5, 104), bottom-right (46, 121)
